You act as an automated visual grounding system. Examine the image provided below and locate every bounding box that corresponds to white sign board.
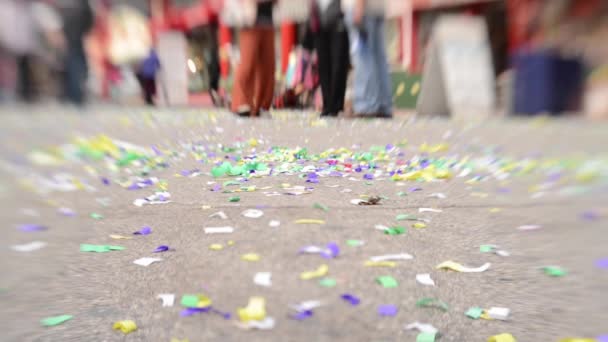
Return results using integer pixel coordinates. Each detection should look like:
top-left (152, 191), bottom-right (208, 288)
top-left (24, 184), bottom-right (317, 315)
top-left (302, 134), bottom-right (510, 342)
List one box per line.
top-left (417, 15), bottom-right (495, 118)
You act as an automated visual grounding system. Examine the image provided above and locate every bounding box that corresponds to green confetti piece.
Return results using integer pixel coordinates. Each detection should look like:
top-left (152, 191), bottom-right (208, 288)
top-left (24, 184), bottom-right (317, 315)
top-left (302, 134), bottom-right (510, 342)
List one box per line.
top-left (465, 307), bottom-right (483, 319)
top-left (90, 213), bottom-right (103, 220)
top-left (479, 245), bottom-right (495, 253)
top-left (313, 203), bottom-right (329, 211)
top-left (384, 226), bottom-right (406, 235)
top-left (416, 298), bottom-right (449, 311)
top-left (376, 276), bottom-right (398, 288)
top-left (180, 295), bottom-right (200, 308)
top-left (228, 196), bottom-right (240, 202)
top-left (365, 182), bottom-right (374, 186)
top-left (318, 278), bottom-right (336, 287)
top-left (397, 191), bottom-right (407, 197)
top-left (416, 332), bottom-right (436, 342)
top-left (346, 239), bottom-right (363, 247)
top-left (228, 165), bottom-right (244, 176)
top-left (396, 214), bottom-right (417, 221)
top-left (116, 152), bottom-right (141, 167)
top-left (542, 266), bottom-right (567, 277)
top-left (80, 244), bottom-right (124, 253)
top-left (41, 314), bottom-right (72, 327)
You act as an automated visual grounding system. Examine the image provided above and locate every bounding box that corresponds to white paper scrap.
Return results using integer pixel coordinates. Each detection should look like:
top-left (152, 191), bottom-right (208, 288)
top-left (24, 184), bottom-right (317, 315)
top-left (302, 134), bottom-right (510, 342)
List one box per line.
top-left (291, 300), bottom-right (322, 312)
top-left (242, 209), bottom-right (264, 218)
top-left (204, 226), bottom-right (235, 234)
top-left (428, 193), bottom-right (447, 199)
top-left (517, 224), bottom-right (541, 231)
top-left (404, 322), bottom-right (438, 334)
top-left (254, 272), bottom-right (272, 287)
top-left (133, 257), bottom-right (162, 267)
top-left (268, 220), bottom-right (281, 227)
top-left (11, 241), bottom-right (47, 252)
top-left (157, 294), bottom-right (175, 307)
top-left (416, 273), bottom-right (436, 286)
top-left (370, 253), bottom-right (414, 262)
top-left (487, 307), bottom-right (510, 320)
top-left (237, 317), bottom-right (275, 330)
top-left (419, 208), bottom-right (443, 213)
top-left (209, 211), bottom-right (228, 219)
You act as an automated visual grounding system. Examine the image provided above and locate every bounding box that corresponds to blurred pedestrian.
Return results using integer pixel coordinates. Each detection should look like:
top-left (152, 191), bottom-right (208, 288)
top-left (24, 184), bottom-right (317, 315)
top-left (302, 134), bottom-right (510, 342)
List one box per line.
top-left (343, 0), bottom-right (392, 118)
top-left (135, 49), bottom-right (160, 105)
top-left (230, 0), bottom-right (277, 117)
top-left (310, 0), bottom-right (349, 117)
top-left (56, 0), bottom-right (94, 105)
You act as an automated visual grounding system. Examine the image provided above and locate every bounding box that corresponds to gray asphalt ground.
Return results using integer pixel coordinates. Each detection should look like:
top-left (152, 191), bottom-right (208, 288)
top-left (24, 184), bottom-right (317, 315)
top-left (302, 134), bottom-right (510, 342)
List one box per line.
top-left (0, 106), bottom-right (607, 342)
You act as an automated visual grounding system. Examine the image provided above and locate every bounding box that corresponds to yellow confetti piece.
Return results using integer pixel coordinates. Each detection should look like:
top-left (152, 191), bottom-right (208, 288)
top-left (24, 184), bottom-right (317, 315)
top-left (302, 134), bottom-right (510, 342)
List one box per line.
top-left (487, 333), bottom-right (516, 342)
top-left (436, 260), bottom-right (491, 273)
top-left (558, 339), bottom-right (597, 342)
top-left (480, 312), bottom-right (493, 320)
top-left (227, 240), bottom-right (235, 246)
top-left (490, 208), bottom-right (502, 213)
top-left (109, 234), bottom-right (132, 240)
top-left (242, 253), bottom-right (260, 261)
top-left (294, 219), bottom-right (326, 225)
top-left (171, 339), bottom-right (189, 342)
top-left (237, 297), bottom-right (266, 322)
top-left (420, 143), bottom-right (449, 153)
top-left (113, 320), bottom-right (137, 334)
top-left (300, 264), bottom-right (329, 280)
top-left (471, 192), bottom-right (489, 198)
top-left (210, 244), bottom-right (223, 251)
top-left (413, 222), bottom-right (427, 229)
top-left (364, 261), bottom-right (397, 267)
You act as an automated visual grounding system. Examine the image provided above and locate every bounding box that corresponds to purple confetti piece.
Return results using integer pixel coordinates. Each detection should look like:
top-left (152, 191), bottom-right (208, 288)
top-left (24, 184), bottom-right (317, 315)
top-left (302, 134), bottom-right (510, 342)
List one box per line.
top-left (180, 307), bottom-right (211, 317)
top-left (597, 335), bottom-right (608, 342)
top-left (595, 258), bottom-right (608, 269)
top-left (378, 304), bottom-right (398, 317)
top-left (211, 184), bottom-right (222, 192)
top-left (306, 178), bottom-right (319, 184)
top-left (354, 167), bottom-right (362, 173)
top-left (133, 226), bottom-right (152, 235)
top-left (180, 170), bottom-right (191, 176)
top-left (211, 309), bottom-right (231, 320)
top-left (151, 146), bottom-right (162, 156)
top-left (18, 224), bottom-right (46, 232)
top-left (321, 243), bottom-right (340, 259)
top-left (385, 144), bottom-right (394, 151)
top-left (341, 294), bottom-right (360, 306)
top-left (153, 245), bottom-right (170, 253)
top-left (409, 187), bottom-right (422, 192)
top-left (58, 207), bottom-right (76, 216)
top-left (329, 171), bottom-right (342, 177)
top-left (127, 183), bottom-right (142, 190)
top-left (290, 310), bottom-right (313, 320)
top-left (363, 174), bottom-right (374, 180)
top-left (420, 160), bottom-right (430, 169)
top-left (580, 211), bottom-right (599, 221)
top-left (101, 177), bottom-right (110, 185)
top-left (497, 187), bottom-right (511, 193)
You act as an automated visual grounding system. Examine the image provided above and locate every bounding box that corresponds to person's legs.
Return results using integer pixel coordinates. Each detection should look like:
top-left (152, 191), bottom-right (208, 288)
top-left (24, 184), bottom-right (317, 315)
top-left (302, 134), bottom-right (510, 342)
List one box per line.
top-left (17, 55), bottom-right (34, 102)
top-left (328, 23), bottom-right (350, 114)
top-left (253, 27), bottom-right (275, 114)
top-left (372, 16), bottom-right (393, 117)
top-left (64, 44), bottom-right (88, 105)
top-left (315, 27), bottom-right (333, 115)
top-left (231, 28), bottom-right (258, 114)
top-left (346, 14), bottom-right (383, 115)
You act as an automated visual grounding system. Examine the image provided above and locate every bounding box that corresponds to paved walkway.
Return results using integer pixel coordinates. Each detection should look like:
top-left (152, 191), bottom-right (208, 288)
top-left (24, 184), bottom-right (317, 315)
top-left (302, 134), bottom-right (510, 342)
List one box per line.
top-left (0, 107), bottom-right (607, 341)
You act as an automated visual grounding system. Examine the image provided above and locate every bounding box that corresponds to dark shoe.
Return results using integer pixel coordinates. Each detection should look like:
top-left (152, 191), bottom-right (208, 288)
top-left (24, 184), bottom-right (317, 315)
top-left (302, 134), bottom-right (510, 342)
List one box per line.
top-left (320, 112), bottom-right (337, 117)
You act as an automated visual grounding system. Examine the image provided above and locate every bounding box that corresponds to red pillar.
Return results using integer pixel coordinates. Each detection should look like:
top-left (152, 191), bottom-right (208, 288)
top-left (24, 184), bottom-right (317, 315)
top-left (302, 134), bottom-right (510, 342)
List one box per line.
top-left (280, 22), bottom-right (297, 74)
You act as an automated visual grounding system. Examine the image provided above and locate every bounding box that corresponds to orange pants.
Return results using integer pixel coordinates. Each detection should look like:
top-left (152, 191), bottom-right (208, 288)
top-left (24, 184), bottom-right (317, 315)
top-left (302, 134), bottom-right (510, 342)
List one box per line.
top-left (231, 27), bottom-right (275, 116)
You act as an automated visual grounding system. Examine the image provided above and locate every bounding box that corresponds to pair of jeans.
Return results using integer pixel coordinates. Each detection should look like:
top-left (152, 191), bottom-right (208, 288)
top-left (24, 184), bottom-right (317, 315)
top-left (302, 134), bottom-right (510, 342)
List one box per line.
top-left (345, 14), bottom-right (392, 116)
top-left (63, 43), bottom-right (88, 105)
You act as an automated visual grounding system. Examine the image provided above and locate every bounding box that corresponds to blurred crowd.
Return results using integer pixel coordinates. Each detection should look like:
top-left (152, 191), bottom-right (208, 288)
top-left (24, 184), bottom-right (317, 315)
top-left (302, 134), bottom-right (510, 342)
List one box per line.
top-left (0, 0), bottom-right (94, 105)
top-left (0, 0), bottom-right (394, 118)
